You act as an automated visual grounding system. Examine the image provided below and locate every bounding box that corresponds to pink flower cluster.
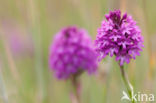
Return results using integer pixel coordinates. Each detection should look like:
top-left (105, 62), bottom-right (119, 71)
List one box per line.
top-left (49, 26), bottom-right (97, 79)
top-left (95, 10), bottom-right (144, 66)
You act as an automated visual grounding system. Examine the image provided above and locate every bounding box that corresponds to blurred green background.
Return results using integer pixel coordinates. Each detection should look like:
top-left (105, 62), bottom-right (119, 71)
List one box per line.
top-left (0, 0), bottom-right (156, 103)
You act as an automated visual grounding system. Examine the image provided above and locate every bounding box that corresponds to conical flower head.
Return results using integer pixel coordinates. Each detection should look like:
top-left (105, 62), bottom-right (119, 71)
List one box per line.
top-left (49, 26), bottom-right (98, 79)
top-left (95, 10), bottom-right (144, 66)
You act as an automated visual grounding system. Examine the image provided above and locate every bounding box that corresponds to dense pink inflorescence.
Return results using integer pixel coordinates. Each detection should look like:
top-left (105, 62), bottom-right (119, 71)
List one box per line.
top-left (95, 10), bottom-right (144, 66)
top-left (49, 26), bottom-right (97, 79)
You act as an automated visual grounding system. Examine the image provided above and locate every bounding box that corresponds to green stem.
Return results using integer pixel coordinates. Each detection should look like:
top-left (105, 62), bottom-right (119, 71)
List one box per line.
top-left (119, 65), bottom-right (135, 103)
top-left (70, 77), bottom-right (80, 103)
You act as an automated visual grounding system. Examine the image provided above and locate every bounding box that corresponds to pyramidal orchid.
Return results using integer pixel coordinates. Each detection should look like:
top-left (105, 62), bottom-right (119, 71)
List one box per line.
top-left (49, 26), bottom-right (98, 103)
top-left (95, 10), bottom-right (144, 102)
top-left (95, 10), bottom-right (144, 66)
top-left (49, 26), bottom-right (97, 79)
